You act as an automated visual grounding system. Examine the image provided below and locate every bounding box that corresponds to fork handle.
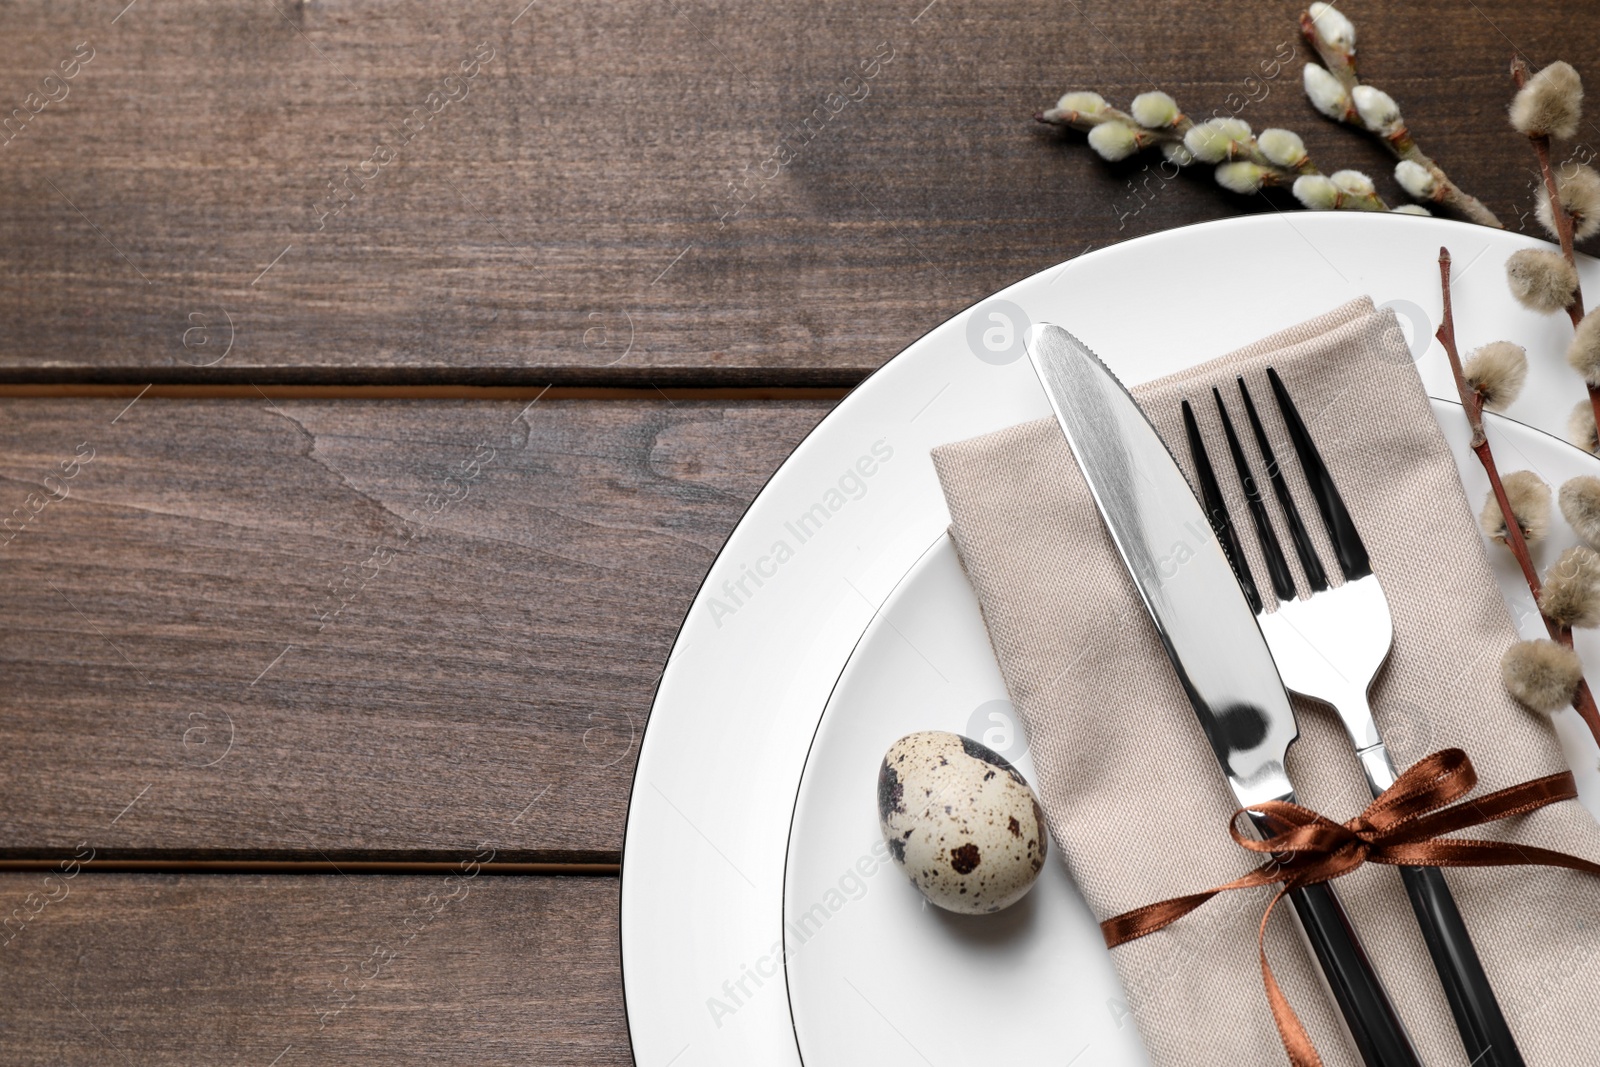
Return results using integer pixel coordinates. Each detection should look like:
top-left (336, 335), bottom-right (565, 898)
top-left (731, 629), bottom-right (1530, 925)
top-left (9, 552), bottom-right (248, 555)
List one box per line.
top-left (1398, 864), bottom-right (1526, 1066)
top-left (1359, 745), bottom-right (1527, 1065)
top-left (1286, 881), bottom-right (1424, 1067)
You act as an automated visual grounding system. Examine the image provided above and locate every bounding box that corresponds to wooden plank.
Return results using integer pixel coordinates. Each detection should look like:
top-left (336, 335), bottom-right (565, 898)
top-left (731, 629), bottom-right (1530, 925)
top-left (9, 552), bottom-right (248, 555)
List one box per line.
top-left (0, 872), bottom-right (630, 1065)
top-left (0, 397), bottom-right (828, 861)
top-left (1, 0), bottom-right (1589, 383)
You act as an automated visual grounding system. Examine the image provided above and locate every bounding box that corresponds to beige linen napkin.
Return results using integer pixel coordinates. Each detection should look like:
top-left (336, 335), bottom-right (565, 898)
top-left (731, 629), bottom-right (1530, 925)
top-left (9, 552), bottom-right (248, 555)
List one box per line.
top-left (931, 298), bottom-right (1600, 1066)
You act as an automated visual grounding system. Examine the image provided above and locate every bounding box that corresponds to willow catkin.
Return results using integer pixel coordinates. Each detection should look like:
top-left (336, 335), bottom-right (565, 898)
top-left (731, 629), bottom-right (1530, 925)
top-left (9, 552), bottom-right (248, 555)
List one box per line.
top-left (1502, 639), bottom-right (1584, 713)
top-left (1568, 310), bottom-right (1600, 386)
top-left (1506, 249), bottom-right (1579, 313)
top-left (1510, 61), bottom-right (1584, 140)
top-left (1480, 470), bottom-right (1552, 545)
top-left (1560, 476), bottom-right (1600, 547)
top-left (1539, 546), bottom-right (1600, 628)
top-left (1464, 342), bottom-right (1528, 411)
top-left (1538, 164), bottom-right (1600, 241)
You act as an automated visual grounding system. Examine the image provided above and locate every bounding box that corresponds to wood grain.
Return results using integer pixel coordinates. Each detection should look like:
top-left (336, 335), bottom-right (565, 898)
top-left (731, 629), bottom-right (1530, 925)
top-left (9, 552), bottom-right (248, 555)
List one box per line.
top-left (5, 2), bottom-right (1595, 1054)
top-left (1, 0), bottom-right (1593, 384)
top-left (0, 873), bottom-right (630, 1065)
top-left (0, 397), bottom-right (828, 862)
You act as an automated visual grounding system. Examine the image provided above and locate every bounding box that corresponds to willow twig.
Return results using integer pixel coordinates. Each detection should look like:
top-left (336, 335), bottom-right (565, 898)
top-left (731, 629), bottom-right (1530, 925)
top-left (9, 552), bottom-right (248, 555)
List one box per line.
top-left (1440, 246), bottom-right (1600, 744)
top-left (1036, 91), bottom-right (1393, 210)
top-left (1513, 59), bottom-right (1587, 325)
top-left (1301, 11), bottom-right (1502, 227)
top-left (1508, 58), bottom-right (1600, 449)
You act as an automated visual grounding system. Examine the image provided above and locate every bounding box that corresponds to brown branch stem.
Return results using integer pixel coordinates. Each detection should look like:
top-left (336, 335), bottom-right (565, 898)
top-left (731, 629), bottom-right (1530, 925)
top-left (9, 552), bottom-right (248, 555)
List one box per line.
top-left (1508, 60), bottom-right (1600, 455)
top-left (1575, 681), bottom-right (1600, 743)
top-left (1437, 251), bottom-right (1486, 444)
top-left (1439, 246), bottom-right (1600, 746)
top-left (1300, 16), bottom-right (1502, 226)
top-left (1512, 58), bottom-right (1586, 320)
top-left (1527, 134), bottom-right (1585, 328)
top-left (1471, 437), bottom-right (1543, 597)
top-left (1590, 387), bottom-right (1600, 458)
top-left (1036, 97), bottom-right (1371, 206)
top-left (1034, 104), bottom-right (1197, 165)
top-left (1386, 125), bottom-right (1505, 228)
top-left (1300, 13), bottom-right (1357, 89)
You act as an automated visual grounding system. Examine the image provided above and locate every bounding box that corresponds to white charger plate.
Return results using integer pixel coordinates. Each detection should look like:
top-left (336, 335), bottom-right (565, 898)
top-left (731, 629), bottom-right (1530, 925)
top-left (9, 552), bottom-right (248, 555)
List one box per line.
top-left (620, 213), bottom-right (1600, 1067)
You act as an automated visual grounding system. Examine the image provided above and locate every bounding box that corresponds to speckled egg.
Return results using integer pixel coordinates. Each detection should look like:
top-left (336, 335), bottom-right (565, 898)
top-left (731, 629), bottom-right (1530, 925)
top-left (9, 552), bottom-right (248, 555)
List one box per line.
top-left (877, 730), bottom-right (1048, 914)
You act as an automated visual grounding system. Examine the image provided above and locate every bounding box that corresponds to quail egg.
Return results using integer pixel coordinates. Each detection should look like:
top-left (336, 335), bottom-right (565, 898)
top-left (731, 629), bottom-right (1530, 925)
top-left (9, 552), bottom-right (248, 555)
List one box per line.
top-left (877, 730), bottom-right (1048, 914)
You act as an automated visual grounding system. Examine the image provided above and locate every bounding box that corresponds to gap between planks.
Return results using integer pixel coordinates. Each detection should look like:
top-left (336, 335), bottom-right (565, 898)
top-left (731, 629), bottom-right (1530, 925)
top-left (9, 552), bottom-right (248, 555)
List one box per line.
top-left (0, 859), bottom-right (619, 876)
top-left (0, 384), bottom-right (852, 401)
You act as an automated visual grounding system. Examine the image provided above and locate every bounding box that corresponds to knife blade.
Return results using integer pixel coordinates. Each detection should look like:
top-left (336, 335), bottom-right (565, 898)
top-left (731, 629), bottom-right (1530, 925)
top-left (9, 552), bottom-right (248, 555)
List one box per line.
top-left (1026, 324), bottom-right (1422, 1067)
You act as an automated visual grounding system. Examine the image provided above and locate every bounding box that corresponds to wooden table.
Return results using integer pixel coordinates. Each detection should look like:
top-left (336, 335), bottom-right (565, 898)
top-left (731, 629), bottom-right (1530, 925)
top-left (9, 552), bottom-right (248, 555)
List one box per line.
top-left (1, 1), bottom-right (1591, 1060)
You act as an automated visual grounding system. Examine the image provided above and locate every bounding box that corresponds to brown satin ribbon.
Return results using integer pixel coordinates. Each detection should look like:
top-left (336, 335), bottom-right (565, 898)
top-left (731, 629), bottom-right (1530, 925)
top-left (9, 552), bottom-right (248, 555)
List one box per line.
top-left (1101, 748), bottom-right (1595, 1067)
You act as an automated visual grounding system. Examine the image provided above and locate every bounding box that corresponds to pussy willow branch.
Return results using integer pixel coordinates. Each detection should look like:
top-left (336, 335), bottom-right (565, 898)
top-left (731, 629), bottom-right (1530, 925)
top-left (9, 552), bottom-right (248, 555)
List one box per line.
top-left (1507, 59), bottom-right (1600, 450)
top-left (1302, 14), bottom-right (1502, 227)
top-left (1512, 58), bottom-right (1587, 326)
top-left (1033, 102), bottom-right (1194, 149)
top-left (1439, 247), bottom-right (1600, 744)
top-left (1034, 101), bottom-right (1385, 207)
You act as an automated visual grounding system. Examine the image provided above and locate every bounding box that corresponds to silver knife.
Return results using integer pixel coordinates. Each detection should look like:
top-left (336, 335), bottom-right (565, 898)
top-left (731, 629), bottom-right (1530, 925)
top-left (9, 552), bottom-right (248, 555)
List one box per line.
top-left (1026, 324), bottom-right (1422, 1067)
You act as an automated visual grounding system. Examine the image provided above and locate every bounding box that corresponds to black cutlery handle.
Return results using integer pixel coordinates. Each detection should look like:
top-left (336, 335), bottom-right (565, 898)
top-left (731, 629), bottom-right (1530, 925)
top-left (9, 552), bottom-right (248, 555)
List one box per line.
top-left (1398, 864), bottom-right (1526, 1066)
top-left (1287, 881), bottom-right (1423, 1067)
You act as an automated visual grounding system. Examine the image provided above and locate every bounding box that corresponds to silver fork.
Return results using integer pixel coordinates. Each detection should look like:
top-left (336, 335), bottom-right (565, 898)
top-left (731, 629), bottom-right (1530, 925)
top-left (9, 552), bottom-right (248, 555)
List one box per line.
top-left (1182, 368), bottom-right (1526, 1067)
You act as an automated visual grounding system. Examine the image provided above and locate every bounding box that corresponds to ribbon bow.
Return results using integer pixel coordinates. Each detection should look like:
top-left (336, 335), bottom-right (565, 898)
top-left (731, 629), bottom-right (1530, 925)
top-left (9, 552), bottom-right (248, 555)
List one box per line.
top-left (1101, 749), bottom-right (1594, 1067)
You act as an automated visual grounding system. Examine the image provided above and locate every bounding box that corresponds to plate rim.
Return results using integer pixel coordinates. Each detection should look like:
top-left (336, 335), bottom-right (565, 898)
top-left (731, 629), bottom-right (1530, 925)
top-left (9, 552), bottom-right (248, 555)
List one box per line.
top-left (618, 212), bottom-right (1596, 1067)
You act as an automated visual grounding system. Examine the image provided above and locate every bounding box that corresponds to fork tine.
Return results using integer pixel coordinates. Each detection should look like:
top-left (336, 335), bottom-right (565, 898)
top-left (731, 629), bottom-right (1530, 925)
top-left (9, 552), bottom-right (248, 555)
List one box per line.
top-left (1265, 367), bottom-right (1373, 581)
top-left (1212, 387), bottom-right (1298, 604)
top-left (1181, 398), bottom-right (1261, 614)
top-left (1237, 377), bottom-right (1330, 593)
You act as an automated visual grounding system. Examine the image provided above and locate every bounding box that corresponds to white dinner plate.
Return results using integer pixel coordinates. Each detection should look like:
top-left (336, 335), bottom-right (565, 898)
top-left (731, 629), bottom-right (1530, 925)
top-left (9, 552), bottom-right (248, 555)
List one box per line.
top-left (620, 213), bottom-right (1600, 1067)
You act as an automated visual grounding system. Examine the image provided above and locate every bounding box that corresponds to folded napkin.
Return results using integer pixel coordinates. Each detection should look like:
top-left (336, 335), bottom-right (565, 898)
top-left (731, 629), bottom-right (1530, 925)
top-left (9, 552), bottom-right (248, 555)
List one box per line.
top-left (931, 298), bottom-right (1600, 1066)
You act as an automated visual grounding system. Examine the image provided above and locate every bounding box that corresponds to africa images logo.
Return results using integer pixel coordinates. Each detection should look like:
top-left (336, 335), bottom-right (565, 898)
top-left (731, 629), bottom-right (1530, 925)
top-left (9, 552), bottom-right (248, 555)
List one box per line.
top-left (966, 298), bottom-right (1031, 365)
top-left (704, 439), bottom-right (894, 628)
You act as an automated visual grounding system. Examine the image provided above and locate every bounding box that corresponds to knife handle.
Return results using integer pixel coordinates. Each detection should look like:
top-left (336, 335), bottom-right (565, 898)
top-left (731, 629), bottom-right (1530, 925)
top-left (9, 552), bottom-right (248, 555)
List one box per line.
top-left (1286, 880), bottom-right (1423, 1067)
top-left (1398, 864), bottom-right (1526, 1066)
